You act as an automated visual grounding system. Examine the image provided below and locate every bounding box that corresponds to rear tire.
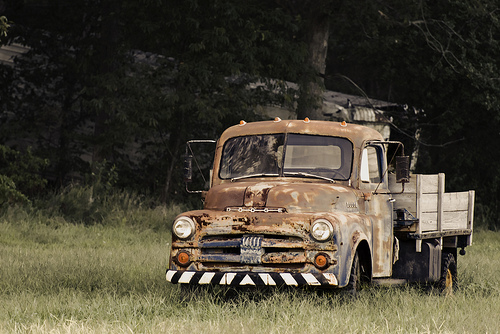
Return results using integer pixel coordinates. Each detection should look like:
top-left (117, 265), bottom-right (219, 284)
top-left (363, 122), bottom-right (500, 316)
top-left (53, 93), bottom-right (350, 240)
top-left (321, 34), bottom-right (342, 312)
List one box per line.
top-left (439, 252), bottom-right (458, 295)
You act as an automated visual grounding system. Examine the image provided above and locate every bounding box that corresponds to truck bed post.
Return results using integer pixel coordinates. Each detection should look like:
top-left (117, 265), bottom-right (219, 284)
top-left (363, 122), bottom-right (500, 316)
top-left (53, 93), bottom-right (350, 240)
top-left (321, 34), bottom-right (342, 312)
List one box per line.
top-left (416, 175), bottom-right (423, 252)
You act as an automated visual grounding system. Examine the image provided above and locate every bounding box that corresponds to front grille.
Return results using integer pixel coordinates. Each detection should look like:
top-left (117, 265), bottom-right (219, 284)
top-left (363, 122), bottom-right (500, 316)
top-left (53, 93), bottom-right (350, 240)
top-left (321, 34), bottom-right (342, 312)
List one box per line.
top-left (198, 234), bottom-right (306, 269)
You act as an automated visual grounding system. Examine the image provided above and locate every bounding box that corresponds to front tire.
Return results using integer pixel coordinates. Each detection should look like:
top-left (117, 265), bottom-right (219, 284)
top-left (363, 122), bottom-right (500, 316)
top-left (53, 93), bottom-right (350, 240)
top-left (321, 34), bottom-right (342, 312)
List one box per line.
top-left (346, 251), bottom-right (361, 295)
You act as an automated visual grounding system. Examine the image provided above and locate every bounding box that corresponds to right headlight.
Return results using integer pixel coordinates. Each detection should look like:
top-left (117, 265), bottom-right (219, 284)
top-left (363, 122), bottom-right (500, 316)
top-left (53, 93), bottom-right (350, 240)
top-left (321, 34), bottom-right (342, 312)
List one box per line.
top-left (172, 216), bottom-right (196, 239)
top-left (311, 219), bottom-right (333, 241)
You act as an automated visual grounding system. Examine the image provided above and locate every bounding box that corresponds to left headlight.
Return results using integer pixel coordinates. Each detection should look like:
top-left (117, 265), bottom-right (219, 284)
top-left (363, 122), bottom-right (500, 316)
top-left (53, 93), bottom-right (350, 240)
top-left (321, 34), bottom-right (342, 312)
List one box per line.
top-left (173, 216), bottom-right (196, 239)
top-left (311, 219), bottom-right (333, 241)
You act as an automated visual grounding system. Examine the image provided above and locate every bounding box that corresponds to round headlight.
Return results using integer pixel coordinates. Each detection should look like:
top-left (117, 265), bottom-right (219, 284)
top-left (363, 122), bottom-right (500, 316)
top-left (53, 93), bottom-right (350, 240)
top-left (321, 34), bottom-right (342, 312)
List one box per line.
top-left (173, 216), bottom-right (196, 239)
top-left (311, 219), bottom-right (333, 241)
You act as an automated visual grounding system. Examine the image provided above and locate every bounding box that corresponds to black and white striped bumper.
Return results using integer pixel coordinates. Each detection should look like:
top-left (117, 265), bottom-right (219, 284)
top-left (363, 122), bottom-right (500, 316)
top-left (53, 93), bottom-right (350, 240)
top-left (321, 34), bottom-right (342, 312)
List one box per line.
top-left (166, 270), bottom-right (338, 287)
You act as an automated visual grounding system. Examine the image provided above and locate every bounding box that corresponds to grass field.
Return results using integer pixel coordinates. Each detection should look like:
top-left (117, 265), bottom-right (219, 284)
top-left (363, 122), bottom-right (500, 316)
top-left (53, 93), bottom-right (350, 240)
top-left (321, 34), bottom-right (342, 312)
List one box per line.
top-left (1, 206), bottom-right (499, 333)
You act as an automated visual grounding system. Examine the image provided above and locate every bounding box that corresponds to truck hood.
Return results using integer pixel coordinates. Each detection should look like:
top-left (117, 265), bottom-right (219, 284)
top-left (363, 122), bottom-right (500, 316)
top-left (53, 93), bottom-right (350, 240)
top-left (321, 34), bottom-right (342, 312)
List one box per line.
top-left (204, 181), bottom-right (361, 213)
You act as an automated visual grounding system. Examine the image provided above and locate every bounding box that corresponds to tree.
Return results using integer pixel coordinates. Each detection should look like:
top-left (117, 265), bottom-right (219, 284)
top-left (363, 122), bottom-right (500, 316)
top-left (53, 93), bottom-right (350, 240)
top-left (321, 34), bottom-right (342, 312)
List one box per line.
top-left (327, 0), bottom-right (500, 228)
top-left (121, 0), bottom-right (308, 201)
top-left (3, 0), bottom-right (498, 227)
top-left (0, 0), bottom-right (308, 202)
top-left (275, 0), bottom-right (336, 120)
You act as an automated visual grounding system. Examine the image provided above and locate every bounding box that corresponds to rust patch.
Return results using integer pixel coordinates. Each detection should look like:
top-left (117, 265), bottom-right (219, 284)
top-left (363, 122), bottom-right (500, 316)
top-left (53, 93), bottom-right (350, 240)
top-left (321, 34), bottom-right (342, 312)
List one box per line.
top-left (204, 183), bottom-right (247, 210)
top-left (352, 230), bottom-right (360, 246)
top-left (262, 252), bottom-right (306, 264)
top-left (244, 184), bottom-right (272, 207)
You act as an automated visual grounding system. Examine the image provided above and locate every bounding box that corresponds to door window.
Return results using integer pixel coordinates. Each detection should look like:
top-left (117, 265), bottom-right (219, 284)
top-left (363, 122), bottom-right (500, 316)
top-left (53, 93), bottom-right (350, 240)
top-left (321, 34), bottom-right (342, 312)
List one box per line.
top-left (361, 146), bottom-right (382, 183)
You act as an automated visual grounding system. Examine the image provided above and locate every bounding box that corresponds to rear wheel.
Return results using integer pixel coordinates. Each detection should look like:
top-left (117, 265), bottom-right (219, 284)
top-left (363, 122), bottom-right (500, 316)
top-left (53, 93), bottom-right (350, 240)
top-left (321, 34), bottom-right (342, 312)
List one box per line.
top-left (439, 252), bottom-right (458, 295)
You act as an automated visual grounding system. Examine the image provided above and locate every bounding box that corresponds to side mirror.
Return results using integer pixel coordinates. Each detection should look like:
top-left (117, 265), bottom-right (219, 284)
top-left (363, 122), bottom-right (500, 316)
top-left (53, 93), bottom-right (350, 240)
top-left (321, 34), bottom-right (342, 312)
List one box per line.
top-left (184, 155), bottom-right (193, 183)
top-left (183, 139), bottom-right (216, 194)
top-left (395, 156), bottom-right (410, 183)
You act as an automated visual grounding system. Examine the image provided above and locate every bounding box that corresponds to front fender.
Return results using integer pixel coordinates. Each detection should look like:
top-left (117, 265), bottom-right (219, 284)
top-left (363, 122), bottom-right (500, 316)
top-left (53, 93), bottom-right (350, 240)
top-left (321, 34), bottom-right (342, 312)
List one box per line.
top-left (335, 223), bottom-right (372, 287)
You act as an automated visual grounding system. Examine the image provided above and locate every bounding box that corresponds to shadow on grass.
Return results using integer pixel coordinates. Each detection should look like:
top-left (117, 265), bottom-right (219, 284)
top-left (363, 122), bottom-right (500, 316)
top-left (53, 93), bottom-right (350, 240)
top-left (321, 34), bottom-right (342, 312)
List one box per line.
top-left (171, 282), bottom-right (422, 305)
top-left (168, 278), bottom-right (473, 310)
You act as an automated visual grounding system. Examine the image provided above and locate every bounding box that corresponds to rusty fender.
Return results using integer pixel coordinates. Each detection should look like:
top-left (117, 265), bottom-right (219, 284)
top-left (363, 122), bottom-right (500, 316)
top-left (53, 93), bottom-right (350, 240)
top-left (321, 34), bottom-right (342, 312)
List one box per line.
top-left (328, 212), bottom-right (372, 287)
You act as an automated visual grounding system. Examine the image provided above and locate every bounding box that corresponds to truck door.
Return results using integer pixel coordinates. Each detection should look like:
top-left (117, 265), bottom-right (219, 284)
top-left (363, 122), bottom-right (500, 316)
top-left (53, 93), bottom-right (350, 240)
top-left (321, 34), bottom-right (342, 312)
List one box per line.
top-left (360, 144), bottom-right (393, 277)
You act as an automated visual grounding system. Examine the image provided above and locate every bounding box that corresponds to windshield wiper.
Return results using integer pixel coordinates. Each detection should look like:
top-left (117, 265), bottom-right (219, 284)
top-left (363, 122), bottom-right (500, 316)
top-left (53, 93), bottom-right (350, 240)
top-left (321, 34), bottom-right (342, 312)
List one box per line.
top-left (283, 172), bottom-right (336, 183)
top-left (231, 173), bottom-right (279, 182)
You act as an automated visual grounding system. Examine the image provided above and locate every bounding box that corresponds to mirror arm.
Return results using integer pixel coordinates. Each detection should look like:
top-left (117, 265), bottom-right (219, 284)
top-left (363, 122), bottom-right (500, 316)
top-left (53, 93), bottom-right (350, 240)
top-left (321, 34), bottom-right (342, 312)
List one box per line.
top-left (184, 140), bottom-right (217, 194)
top-left (369, 140), bottom-right (410, 194)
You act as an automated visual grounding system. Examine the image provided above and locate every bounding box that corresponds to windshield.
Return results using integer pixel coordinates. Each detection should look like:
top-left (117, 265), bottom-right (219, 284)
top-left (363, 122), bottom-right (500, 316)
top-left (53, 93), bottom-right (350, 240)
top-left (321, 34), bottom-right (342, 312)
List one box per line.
top-left (219, 133), bottom-right (353, 181)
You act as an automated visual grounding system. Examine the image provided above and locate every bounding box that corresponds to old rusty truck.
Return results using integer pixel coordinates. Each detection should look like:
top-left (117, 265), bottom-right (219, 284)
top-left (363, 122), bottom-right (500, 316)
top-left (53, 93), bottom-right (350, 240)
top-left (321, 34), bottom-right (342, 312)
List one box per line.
top-left (166, 119), bottom-right (474, 293)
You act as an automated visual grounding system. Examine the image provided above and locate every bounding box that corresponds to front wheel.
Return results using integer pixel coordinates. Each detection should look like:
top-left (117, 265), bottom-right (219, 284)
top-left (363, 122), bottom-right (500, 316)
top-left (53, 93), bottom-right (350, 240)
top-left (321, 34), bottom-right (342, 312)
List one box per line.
top-left (346, 251), bottom-right (361, 295)
top-left (438, 252), bottom-right (458, 295)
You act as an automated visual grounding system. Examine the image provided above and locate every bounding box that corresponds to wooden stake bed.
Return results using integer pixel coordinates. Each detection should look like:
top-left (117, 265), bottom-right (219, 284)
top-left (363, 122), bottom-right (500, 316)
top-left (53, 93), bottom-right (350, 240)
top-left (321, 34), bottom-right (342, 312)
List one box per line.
top-left (390, 173), bottom-right (474, 251)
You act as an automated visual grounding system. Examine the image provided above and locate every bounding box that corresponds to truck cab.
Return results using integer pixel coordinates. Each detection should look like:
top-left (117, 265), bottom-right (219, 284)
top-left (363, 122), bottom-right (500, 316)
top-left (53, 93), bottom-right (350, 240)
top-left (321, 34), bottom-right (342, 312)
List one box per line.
top-left (166, 119), bottom-right (473, 292)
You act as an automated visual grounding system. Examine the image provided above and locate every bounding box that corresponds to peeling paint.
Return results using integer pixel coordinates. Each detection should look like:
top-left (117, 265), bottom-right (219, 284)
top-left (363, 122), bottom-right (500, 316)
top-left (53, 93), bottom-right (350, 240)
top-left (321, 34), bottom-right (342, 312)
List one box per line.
top-left (352, 230), bottom-right (361, 246)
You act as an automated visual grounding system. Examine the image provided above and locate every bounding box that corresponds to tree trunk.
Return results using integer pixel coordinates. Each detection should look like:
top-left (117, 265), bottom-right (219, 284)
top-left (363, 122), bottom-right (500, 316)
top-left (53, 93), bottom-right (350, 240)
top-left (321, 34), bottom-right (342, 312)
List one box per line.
top-left (276, 0), bottom-right (332, 120)
top-left (297, 9), bottom-right (330, 120)
top-left (90, 1), bottom-right (122, 165)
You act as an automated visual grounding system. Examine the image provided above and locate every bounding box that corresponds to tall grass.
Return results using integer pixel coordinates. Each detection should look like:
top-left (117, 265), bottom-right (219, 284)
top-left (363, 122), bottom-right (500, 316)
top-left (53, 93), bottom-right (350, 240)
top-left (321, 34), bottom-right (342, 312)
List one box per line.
top-left (0, 190), bottom-right (499, 333)
top-left (2, 185), bottom-right (185, 230)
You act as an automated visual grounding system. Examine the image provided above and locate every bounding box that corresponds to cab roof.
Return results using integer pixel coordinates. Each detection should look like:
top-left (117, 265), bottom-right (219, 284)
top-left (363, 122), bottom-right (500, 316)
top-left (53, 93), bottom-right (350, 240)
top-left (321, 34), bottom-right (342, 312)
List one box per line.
top-left (218, 120), bottom-right (384, 149)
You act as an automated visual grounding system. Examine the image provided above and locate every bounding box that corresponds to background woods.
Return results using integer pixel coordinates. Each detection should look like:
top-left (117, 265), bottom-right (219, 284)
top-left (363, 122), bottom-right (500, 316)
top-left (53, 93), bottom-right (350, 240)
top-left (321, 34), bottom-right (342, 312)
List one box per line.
top-left (0, 0), bottom-right (499, 228)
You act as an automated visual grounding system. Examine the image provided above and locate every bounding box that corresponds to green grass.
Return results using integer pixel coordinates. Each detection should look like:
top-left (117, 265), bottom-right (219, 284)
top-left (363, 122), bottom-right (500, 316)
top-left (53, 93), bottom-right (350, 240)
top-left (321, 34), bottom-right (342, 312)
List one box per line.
top-left (1, 208), bottom-right (499, 333)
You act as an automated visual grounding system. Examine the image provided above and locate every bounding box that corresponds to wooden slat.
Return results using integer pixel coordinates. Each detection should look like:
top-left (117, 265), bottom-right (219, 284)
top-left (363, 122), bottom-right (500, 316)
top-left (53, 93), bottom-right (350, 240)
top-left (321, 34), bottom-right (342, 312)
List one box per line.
top-left (419, 212), bottom-right (437, 232)
top-left (442, 211), bottom-right (469, 230)
top-left (420, 174), bottom-right (440, 193)
top-left (406, 192), bottom-right (470, 214)
top-left (389, 174), bottom-right (440, 194)
top-left (416, 211), bottom-right (470, 231)
top-left (420, 194), bottom-right (438, 212)
top-left (442, 192), bottom-right (471, 212)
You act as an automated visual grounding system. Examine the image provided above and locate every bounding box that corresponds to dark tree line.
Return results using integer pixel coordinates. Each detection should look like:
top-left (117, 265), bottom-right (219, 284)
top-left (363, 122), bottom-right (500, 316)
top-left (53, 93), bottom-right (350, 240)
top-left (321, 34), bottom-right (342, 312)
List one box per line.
top-left (0, 0), bottom-right (308, 203)
top-left (1, 0), bottom-right (499, 228)
top-left (327, 0), bottom-right (500, 229)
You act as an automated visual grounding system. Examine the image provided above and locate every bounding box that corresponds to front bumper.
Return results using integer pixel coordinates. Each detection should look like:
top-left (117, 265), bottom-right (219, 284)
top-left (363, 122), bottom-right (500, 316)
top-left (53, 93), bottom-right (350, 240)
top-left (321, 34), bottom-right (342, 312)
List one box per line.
top-left (166, 269), bottom-right (338, 287)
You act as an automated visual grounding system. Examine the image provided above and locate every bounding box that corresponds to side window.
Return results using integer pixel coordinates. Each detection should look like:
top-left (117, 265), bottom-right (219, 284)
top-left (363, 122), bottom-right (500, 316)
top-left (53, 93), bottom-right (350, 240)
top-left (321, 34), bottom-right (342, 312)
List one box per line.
top-left (361, 146), bottom-right (382, 183)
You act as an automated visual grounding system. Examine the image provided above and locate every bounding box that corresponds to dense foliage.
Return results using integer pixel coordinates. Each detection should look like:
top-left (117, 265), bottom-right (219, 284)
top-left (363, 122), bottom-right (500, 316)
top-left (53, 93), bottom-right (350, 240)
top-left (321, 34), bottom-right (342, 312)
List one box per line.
top-left (1, 0), bottom-right (499, 227)
top-left (0, 0), bottom-right (307, 203)
top-left (327, 0), bottom-right (500, 228)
